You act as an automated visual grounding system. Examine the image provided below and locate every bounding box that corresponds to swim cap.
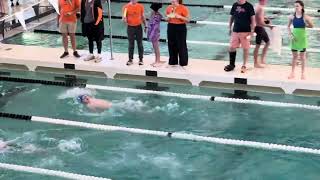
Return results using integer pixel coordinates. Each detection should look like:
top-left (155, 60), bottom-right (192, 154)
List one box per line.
top-left (77, 95), bottom-right (89, 103)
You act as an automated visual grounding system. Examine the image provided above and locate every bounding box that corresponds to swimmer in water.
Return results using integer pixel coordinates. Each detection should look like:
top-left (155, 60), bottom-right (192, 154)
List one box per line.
top-left (0, 140), bottom-right (8, 150)
top-left (77, 94), bottom-right (112, 111)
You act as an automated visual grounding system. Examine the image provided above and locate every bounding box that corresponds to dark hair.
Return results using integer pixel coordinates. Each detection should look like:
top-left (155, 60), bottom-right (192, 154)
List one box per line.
top-left (179, 0), bottom-right (183, 4)
top-left (150, 3), bottom-right (162, 12)
top-left (295, 0), bottom-right (305, 16)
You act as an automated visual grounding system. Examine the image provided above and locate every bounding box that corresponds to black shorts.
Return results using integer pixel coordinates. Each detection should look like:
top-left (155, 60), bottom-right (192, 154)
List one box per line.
top-left (255, 26), bottom-right (270, 45)
top-left (292, 48), bottom-right (306, 52)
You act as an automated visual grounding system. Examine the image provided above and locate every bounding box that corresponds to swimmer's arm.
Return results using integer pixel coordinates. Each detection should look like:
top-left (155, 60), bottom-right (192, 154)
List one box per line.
top-left (87, 104), bottom-right (98, 112)
top-left (304, 15), bottom-right (314, 28)
top-left (287, 15), bottom-right (293, 36)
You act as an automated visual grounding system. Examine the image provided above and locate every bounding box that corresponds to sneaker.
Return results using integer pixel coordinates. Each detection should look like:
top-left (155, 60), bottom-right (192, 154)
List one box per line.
top-left (73, 51), bottom-right (81, 58)
top-left (60, 52), bottom-right (69, 59)
top-left (94, 55), bottom-right (103, 63)
top-left (139, 60), bottom-right (144, 65)
top-left (126, 60), bottom-right (133, 66)
top-left (84, 54), bottom-right (95, 61)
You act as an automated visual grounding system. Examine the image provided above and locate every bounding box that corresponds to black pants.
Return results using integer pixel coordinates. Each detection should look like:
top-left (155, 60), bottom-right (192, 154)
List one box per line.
top-left (167, 23), bottom-right (188, 66)
top-left (127, 25), bottom-right (144, 61)
top-left (89, 39), bottom-right (102, 54)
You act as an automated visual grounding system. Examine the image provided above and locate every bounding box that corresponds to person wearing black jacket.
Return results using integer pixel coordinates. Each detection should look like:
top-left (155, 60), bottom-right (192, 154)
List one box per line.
top-left (81, 0), bottom-right (104, 63)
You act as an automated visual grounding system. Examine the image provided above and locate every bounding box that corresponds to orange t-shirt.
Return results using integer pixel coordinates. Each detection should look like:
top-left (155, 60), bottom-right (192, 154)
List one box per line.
top-left (59, 0), bottom-right (80, 23)
top-left (166, 4), bottom-right (189, 24)
top-left (123, 3), bottom-right (144, 26)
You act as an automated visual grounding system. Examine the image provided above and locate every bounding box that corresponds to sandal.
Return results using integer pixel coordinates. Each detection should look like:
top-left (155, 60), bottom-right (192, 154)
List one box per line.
top-left (224, 64), bottom-right (235, 72)
top-left (241, 66), bottom-right (247, 73)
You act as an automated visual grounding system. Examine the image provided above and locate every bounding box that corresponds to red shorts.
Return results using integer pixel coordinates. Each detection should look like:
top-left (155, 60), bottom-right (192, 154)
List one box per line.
top-left (229, 32), bottom-right (251, 49)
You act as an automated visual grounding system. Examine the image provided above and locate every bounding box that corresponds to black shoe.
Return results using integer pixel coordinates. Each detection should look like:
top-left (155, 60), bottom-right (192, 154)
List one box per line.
top-left (126, 60), bottom-right (133, 66)
top-left (73, 51), bottom-right (80, 58)
top-left (224, 64), bottom-right (235, 72)
top-left (60, 52), bottom-right (69, 59)
top-left (139, 60), bottom-right (144, 65)
top-left (16, 1), bottom-right (19, 6)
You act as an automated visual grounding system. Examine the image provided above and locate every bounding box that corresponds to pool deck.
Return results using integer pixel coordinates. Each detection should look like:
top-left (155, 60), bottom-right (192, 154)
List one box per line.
top-left (0, 43), bottom-right (319, 94)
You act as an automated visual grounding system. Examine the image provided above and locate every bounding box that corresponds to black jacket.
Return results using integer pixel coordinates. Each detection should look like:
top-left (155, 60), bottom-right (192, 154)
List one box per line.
top-left (80, 0), bottom-right (104, 25)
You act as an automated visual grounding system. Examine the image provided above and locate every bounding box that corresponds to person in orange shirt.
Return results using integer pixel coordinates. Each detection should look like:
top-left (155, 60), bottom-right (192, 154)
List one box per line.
top-left (166, 0), bottom-right (190, 67)
top-left (58, 0), bottom-right (81, 59)
top-left (81, 0), bottom-right (104, 63)
top-left (122, 0), bottom-right (146, 66)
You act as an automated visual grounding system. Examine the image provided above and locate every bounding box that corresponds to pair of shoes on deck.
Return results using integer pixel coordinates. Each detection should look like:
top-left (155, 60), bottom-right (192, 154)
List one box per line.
top-left (11, 1), bottom-right (19, 7)
top-left (60, 51), bottom-right (81, 59)
top-left (84, 54), bottom-right (102, 63)
top-left (127, 60), bottom-right (143, 66)
top-left (224, 65), bottom-right (247, 73)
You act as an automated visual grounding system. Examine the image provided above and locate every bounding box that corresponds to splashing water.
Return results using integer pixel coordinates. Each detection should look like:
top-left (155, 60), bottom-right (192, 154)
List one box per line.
top-left (112, 97), bottom-right (148, 112)
top-left (58, 138), bottom-right (84, 154)
top-left (58, 87), bottom-right (95, 100)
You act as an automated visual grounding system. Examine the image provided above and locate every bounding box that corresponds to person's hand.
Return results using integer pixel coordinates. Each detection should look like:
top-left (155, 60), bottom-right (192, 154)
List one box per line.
top-left (122, 17), bottom-right (127, 23)
top-left (289, 33), bottom-right (296, 41)
top-left (175, 14), bottom-right (183, 19)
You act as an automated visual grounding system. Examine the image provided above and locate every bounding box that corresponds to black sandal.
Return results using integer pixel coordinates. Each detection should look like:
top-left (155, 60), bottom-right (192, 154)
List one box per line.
top-left (224, 64), bottom-right (235, 72)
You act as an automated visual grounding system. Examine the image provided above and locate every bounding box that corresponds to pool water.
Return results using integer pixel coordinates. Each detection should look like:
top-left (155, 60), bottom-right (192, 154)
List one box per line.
top-left (0, 69), bottom-right (320, 179)
top-left (2, 1), bottom-right (320, 67)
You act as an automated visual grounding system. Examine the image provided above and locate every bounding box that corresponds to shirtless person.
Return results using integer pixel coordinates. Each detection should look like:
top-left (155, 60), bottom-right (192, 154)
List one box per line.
top-left (253, 0), bottom-right (273, 68)
top-left (0, 139), bottom-right (8, 150)
top-left (77, 94), bottom-right (112, 111)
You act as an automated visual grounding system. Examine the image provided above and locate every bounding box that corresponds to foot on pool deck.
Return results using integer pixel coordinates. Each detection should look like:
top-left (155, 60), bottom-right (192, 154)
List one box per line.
top-left (84, 54), bottom-right (95, 61)
top-left (73, 51), bottom-right (81, 58)
top-left (224, 64), bottom-right (235, 72)
top-left (254, 63), bottom-right (265, 68)
top-left (126, 60), bottom-right (133, 66)
top-left (288, 73), bottom-right (295, 80)
top-left (60, 52), bottom-right (69, 59)
top-left (241, 66), bottom-right (247, 73)
top-left (95, 55), bottom-right (102, 63)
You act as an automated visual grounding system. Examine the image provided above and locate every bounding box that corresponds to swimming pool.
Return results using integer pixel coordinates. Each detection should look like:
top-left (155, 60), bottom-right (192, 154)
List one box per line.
top-left (3, 1), bottom-right (320, 67)
top-left (1, 69), bottom-right (320, 179)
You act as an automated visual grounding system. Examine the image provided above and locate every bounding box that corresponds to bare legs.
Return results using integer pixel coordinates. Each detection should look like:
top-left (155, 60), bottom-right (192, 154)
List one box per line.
top-left (62, 33), bottom-right (68, 53)
top-left (151, 41), bottom-right (165, 67)
top-left (289, 51), bottom-right (306, 80)
top-left (253, 42), bottom-right (269, 68)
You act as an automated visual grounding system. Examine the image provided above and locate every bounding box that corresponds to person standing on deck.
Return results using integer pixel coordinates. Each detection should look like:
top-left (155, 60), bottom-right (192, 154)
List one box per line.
top-left (224, 0), bottom-right (256, 73)
top-left (81, 0), bottom-right (104, 63)
top-left (253, 0), bottom-right (274, 68)
top-left (122, 0), bottom-right (147, 66)
top-left (288, 0), bottom-right (313, 80)
top-left (147, 3), bottom-right (165, 67)
top-left (0, 0), bottom-right (8, 17)
top-left (165, 0), bottom-right (190, 67)
top-left (58, 0), bottom-right (81, 59)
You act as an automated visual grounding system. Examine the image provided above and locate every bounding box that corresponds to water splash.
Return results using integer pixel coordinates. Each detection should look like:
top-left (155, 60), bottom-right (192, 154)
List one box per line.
top-left (153, 101), bottom-right (180, 113)
top-left (112, 97), bottom-right (148, 112)
top-left (58, 138), bottom-right (84, 154)
top-left (58, 87), bottom-right (95, 100)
